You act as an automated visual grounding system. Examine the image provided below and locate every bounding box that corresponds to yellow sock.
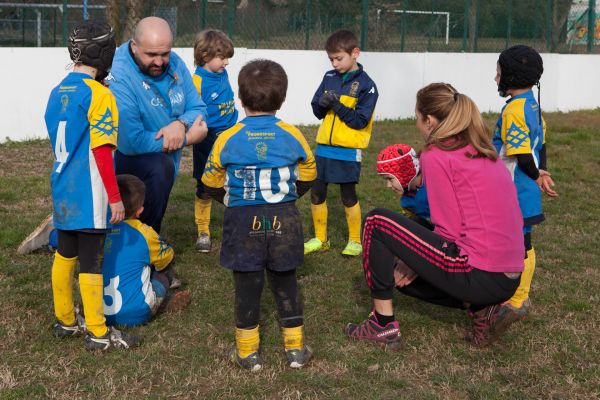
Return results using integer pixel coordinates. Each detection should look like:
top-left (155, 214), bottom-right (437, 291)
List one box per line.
top-left (311, 202), bottom-right (328, 243)
top-left (235, 326), bottom-right (260, 358)
top-left (51, 252), bottom-right (78, 326)
top-left (282, 325), bottom-right (304, 351)
top-left (345, 202), bottom-right (362, 243)
top-left (507, 248), bottom-right (536, 308)
top-left (79, 273), bottom-right (108, 337)
top-left (195, 196), bottom-right (212, 236)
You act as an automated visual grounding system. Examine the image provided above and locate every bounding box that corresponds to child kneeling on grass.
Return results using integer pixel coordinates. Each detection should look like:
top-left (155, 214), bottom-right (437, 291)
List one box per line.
top-left (202, 59), bottom-right (316, 371)
top-left (346, 83), bottom-right (525, 348)
top-left (102, 174), bottom-right (190, 327)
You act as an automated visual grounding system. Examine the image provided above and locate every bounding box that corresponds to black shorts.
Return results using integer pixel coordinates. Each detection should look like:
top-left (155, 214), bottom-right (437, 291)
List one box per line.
top-left (316, 156), bottom-right (361, 184)
top-left (220, 202), bottom-right (304, 272)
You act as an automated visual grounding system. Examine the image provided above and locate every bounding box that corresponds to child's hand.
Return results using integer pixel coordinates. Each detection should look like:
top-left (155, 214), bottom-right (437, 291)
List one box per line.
top-left (537, 169), bottom-right (558, 197)
top-left (393, 259), bottom-right (417, 287)
top-left (109, 201), bottom-right (125, 224)
top-left (318, 91), bottom-right (339, 109)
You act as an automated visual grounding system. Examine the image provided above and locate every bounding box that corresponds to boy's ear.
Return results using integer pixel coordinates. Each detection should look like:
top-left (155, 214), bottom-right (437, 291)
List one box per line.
top-left (135, 206), bottom-right (144, 218)
top-left (351, 47), bottom-right (360, 59)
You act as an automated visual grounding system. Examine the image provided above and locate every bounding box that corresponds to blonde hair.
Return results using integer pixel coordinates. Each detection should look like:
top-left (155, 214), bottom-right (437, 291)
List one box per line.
top-left (416, 83), bottom-right (497, 160)
top-left (193, 29), bottom-right (234, 66)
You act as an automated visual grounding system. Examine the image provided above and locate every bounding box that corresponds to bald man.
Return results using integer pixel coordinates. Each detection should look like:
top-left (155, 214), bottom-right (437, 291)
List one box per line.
top-left (108, 17), bottom-right (208, 233)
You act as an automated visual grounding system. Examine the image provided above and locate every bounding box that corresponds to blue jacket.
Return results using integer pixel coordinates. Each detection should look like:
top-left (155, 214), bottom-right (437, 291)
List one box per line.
top-left (311, 63), bottom-right (378, 161)
top-left (108, 42), bottom-right (207, 173)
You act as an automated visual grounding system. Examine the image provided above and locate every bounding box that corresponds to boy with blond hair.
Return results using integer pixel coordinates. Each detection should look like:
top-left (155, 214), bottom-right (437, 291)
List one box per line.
top-left (192, 29), bottom-right (238, 252)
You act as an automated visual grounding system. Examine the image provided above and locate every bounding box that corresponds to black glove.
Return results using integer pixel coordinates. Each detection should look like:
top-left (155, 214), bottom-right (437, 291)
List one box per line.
top-left (318, 91), bottom-right (340, 109)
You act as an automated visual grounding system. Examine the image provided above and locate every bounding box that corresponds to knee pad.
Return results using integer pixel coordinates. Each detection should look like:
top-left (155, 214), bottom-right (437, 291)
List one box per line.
top-left (340, 184), bottom-right (358, 207)
top-left (310, 181), bottom-right (327, 205)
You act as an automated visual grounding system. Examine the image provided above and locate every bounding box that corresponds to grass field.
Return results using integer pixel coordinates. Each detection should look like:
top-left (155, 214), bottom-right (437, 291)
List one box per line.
top-left (1, 110), bottom-right (599, 399)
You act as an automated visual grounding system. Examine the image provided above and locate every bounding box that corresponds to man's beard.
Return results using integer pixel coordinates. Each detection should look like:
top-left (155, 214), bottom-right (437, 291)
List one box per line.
top-left (138, 61), bottom-right (167, 77)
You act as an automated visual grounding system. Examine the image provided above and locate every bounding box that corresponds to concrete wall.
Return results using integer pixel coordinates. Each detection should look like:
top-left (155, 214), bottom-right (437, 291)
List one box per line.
top-left (2, 47), bottom-right (599, 142)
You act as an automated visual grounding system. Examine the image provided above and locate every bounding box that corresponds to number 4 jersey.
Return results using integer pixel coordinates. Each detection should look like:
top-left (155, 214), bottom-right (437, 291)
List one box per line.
top-left (44, 72), bottom-right (118, 230)
top-left (201, 115), bottom-right (316, 207)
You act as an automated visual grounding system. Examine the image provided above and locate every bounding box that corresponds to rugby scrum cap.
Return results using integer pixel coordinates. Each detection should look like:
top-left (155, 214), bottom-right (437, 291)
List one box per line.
top-left (497, 45), bottom-right (543, 97)
top-left (68, 20), bottom-right (116, 81)
top-left (376, 144), bottom-right (420, 192)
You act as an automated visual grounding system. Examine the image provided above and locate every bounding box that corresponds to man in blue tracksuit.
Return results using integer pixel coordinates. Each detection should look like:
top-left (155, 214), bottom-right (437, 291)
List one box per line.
top-left (108, 17), bottom-right (208, 233)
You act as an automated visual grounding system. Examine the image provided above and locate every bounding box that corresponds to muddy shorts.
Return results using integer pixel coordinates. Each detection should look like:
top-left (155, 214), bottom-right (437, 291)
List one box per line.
top-left (220, 202), bottom-right (304, 272)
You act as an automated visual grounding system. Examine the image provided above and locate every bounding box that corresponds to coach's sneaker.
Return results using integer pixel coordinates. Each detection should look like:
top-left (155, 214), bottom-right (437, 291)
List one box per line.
top-left (285, 345), bottom-right (313, 368)
top-left (230, 347), bottom-right (262, 372)
top-left (341, 240), bottom-right (362, 257)
top-left (493, 299), bottom-right (531, 334)
top-left (303, 238), bottom-right (330, 255)
top-left (17, 214), bottom-right (53, 255)
top-left (195, 233), bottom-right (211, 253)
top-left (84, 326), bottom-right (141, 351)
top-left (345, 312), bottom-right (402, 350)
top-left (465, 304), bottom-right (504, 347)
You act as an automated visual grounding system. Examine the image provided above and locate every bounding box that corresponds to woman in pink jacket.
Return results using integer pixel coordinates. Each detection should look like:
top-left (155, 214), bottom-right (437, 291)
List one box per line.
top-left (346, 83), bottom-right (524, 348)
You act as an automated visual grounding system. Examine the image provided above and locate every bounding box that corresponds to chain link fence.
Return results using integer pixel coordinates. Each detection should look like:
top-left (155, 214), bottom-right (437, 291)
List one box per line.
top-left (1, 0), bottom-right (598, 54)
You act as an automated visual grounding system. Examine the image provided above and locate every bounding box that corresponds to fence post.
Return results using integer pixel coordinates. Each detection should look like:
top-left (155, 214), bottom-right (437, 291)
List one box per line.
top-left (588, 0), bottom-right (596, 53)
top-left (361, 0), bottom-right (369, 50)
top-left (401, 0), bottom-right (408, 52)
top-left (227, 0), bottom-right (235, 38)
top-left (201, 0), bottom-right (207, 29)
top-left (62, 0), bottom-right (68, 46)
top-left (506, 0), bottom-right (512, 49)
top-left (462, 0), bottom-right (469, 51)
top-left (304, 0), bottom-right (311, 49)
top-left (474, 0), bottom-right (480, 52)
top-left (546, 0), bottom-right (553, 51)
top-left (254, 0), bottom-right (260, 48)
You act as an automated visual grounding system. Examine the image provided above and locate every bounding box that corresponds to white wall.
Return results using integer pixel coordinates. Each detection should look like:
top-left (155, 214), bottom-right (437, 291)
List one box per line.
top-left (2, 47), bottom-right (600, 142)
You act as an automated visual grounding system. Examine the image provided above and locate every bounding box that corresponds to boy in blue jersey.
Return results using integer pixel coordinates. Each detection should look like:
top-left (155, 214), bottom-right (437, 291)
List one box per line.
top-left (191, 29), bottom-right (238, 252)
top-left (103, 174), bottom-right (190, 327)
top-left (46, 20), bottom-right (139, 350)
top-left (202, 59), bottom-right (317, 371)
top-left (305, 29), bottom-right (379, 257)
top-left (492, 45), bottom-right (558, 329)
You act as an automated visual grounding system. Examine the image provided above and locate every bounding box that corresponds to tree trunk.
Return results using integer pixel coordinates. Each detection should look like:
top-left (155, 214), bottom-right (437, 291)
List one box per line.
top-left (468, 0), bottom-right (478, 52)
top-left (122, 0), bottom-right (143, 42)
top-left (105, 0), bottom-right (121, 43)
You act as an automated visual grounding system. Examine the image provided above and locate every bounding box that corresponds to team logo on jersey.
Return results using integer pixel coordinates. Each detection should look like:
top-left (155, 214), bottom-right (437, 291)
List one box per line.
top-left (142, 81), bottom-right (150, 90)
top-left (211, 92), bottom-right (218, 100)
top-left (368, 86), bottom-right (375, 94)
top-left (169, 89), bottom-right (184, 105)
top-left (91, 108), bottom-right (116, 137)
top-left (60, 95), bottom-right (69, 113)
top-left (350, 81), bottom-right (360, 97)
top-left (256, 142), bottom-right (268, 161)
top-left (157, 238), bottom-right (171, 258)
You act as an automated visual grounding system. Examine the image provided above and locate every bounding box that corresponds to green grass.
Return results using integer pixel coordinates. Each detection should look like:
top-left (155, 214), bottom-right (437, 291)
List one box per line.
top-left (1, 111), bottom-right (600, 399)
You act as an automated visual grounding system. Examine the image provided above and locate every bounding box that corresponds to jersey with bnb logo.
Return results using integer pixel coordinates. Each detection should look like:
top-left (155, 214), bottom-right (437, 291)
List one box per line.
top-left (44, 72), bottom-right (119, 230)
top-left (202, 115), bottom-right (316, 207)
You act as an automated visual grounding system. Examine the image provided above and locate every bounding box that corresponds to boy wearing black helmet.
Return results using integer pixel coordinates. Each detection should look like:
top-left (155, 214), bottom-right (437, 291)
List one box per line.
top-left (492, 45), bottom-right (558, 331)
top-left (45, 20), bottom-right (140, 350)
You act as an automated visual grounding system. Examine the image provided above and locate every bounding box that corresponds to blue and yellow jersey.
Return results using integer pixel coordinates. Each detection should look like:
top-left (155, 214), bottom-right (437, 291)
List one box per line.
top-left (44, 72), bottom-right (118, 230)
top-left (192, 67), bottom-right (237, 136)
top-left (311, 64), bottom-right (378, 161)
top-left (102, 219), bottom-right (174, 326)
top-left (201, 115), bottom-right (316, 207)
top-left (493, 90), bottom-right (545, 225)
top-left (400, 184), bottom-right (430, 222)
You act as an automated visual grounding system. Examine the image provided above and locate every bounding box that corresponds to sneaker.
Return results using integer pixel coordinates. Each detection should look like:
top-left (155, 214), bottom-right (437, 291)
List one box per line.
top-left (285, 345), bottom-right (313, 368)
top-left (465, 304), bottom-right (504, 347)
top-left (17, 214), bottom-right (53, 255)
top-left (493, 299), bottom-right (531, 334)
top-left (163, 290), bottom-right (191, 313)
top-left (195, 233), bottom-right (211, 253)
top-left (84, 326), bottom-right (141, 351)
top-left (341, 240), bottom-right (362, 257)
top-left (345, 312), bottom-right (402, 350)
top-left (53, 307), bottom-right (86, 338)
top-left (303, 238), bottom-right (330, 255)
top-left (169, 277), bottom-right (182, 290)
top-left (230, 347), bottom-right (262, 372)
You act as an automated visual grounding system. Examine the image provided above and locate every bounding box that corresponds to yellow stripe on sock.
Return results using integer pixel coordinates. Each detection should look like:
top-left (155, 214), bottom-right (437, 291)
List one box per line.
top-left (235, 326), bottom-right (260, 358)
top-left (79, 273), bottom-right (108, 337)
top-left (195, 196), bottom-right (212, 235)
top-left (345, 202), bottom-right (362, 243)
top-left (282, 325), bottom-right (304, 351)
top-left (52, 252), bottom-right (78, 326)
top-left (311, 202), bottom-right (328, 243)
